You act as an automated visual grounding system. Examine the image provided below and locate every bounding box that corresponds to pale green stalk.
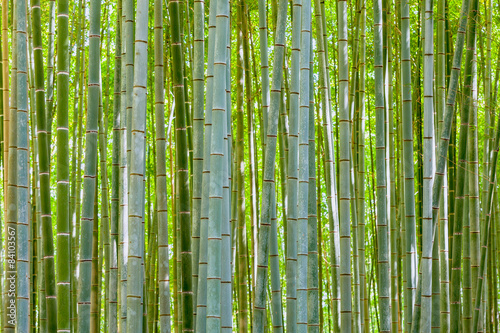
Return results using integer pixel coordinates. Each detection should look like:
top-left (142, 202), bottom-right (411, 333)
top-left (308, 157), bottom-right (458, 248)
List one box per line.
top-left (307, 39), bottom-right (319, 333)
top-left (410, 0), bottom-right (473, 327)
top-left (235, 1), bottom-right (248, 330)
top-left (206, 0), bottom-right (229, 329)
top-left (191, 0), bottom-right (205, 316)
top-left (287, 0), bottom-right (301, 330)
top-left (126, 0), bottom-right (148, 329)
top-left (3, 9), bottom-right (17, 331)
top-left (357, 1), bottom-right (367, 329)
top-left (108, 2), bottom-right (121, 332)
top-left (252, 0), bottom-right (287, 330)
top-left (401, 0), bottom-right (417, 329)
top-left (421, 0), bottom-right (435, 328)
top-left (155, 0), bottom-right (170, 332)
top-left (374, 0), bottom-right (391, 328)
top-left (196, 0), bottom-right (217, 329)
top-left (313, 1), bottom-right (341, 330)
top-left (437, 0), bottom-right (450, 328)
top-left (118, 2), bottom-right (129, 329)
top-left (297, 1), bottom-right (311, 331)
top-left (77, 0), bottom-right (101, 330)
top-left (16, 0), bottom-right (29, 330)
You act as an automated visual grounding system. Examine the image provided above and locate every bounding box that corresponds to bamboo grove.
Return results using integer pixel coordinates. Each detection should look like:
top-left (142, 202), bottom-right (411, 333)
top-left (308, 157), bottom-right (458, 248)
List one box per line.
top-left (2, 0), bottom-right (500, 331)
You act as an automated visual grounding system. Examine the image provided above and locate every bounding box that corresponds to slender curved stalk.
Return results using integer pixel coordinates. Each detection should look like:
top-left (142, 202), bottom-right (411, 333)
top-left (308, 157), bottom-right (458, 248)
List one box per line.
top-left (410, 0), bottom-right (472, 327)
top-left (252, 0), bottom-right (287, 330)
top-left (472, 90), bottom-right (500, 332)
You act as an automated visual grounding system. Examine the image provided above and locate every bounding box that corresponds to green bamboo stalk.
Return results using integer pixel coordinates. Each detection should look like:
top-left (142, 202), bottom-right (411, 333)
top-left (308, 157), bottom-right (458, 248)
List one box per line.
top-left (356, 0), bottom-right (367, 329)
top-left (169, 0), bottom-right (194, 330)
top-left (196, 0), bottom-right (217, 329)
top-left (70, 1), bottom-right (84, 328)
top-left (16, 0), bottom-right (29, 330)
top-left (257, 0), bottom-right (269, 144)
top-left (386, 5), bottom-right (399, 329)
top-left (1, 0), bottom-right (9, 230)
top-left (55, 0), bottom-right (71, 329)
top-left (126, 0), bottom-right (148, 329)
top-left (297, 1), bottom-right (312, 332)
top-left (90, 175), bottom-right (100, 333)
top-left (108, 1), bottom-right (121, 332)
top-left (3, 8), bottom-right (17, 331)
top-left (471, 100), bottom-right (500, 331)
top-left (410, 0), bottom-right (472, 326)
top-left (118, 0), bottom-right (128, 327)
top-left (77, 0), bottom-right (101, 330)
top-left (374, 0), bottom-right (391, 328)
top-left (154, 1), bottom-right (170, 332)
top-left (236, 1), bottom-right (248, 330)
top-left (252, 0), bottom-right (287, 330)
top-left (191, 0), bottom-right (204, 317)
top-left (286, 0), bottom-right (301, 329)
top-left (205, 0), bottom-right (229, 329)
top-left (421, 0), bottom-right (435, 328)
top-left (313, 1), bottom-right (341, 331)
top-left (32, 0), bottom-right (58, 330)
top-left (401, 0), bottom-right (417, 328)
top-left (28, 18), bottom-right (37, 331)
top-left (46, 0), bottom-right (55, 135)
top-left (449, 0), bottom-right (478, 328)
top-left (221, 21), bottom-right (232, 333)
top-left (307, 39), bottom-right (319, 333)
top-left (437, 0), bottom-right (450, 327)
top-left (468, 31), bottom-right (480, 321)
top-left (101, 4), bottom-right (112, 328)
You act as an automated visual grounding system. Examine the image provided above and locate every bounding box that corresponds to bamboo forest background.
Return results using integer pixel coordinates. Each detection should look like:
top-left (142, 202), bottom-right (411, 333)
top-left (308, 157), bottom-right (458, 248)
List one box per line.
top-left (1, 0), bottom-right (500, 331)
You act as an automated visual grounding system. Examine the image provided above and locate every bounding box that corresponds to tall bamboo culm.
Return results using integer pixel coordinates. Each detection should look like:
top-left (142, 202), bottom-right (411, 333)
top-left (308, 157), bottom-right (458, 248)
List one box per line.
top-left (56, 0), bottom-right (71, 329)
top-left (77, 0), bottom-right (101, 330)
top-left (32, 0), bottom-right (58, 331)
